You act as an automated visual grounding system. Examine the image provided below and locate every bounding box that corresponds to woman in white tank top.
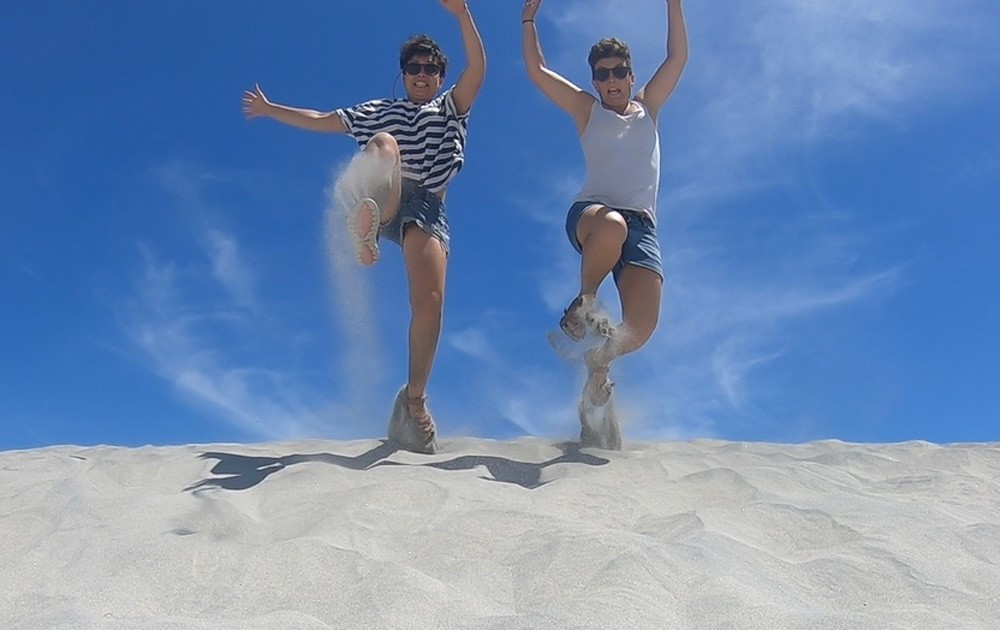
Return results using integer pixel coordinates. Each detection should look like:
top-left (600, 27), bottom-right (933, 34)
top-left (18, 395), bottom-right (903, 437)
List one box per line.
top-left (521, 0), bottom-right (688, 449)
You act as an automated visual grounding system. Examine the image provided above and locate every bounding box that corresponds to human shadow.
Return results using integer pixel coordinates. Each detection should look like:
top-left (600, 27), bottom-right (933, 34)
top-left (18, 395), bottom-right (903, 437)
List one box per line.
top-left (183, 440), bottom-right (401, 492)
top-left (368, 441), bottom-right (609, 489)
top-left (184, 440), bottom-right (609, 492)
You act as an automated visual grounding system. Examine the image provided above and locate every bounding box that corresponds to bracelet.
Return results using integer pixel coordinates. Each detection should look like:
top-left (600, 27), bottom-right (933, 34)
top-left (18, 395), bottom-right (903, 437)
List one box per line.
top-left (522, 19), bottom-right (534, 24)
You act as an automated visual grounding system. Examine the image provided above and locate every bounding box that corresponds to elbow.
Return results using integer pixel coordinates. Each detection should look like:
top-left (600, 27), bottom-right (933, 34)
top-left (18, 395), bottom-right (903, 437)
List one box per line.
top-left (471, 49), bottom-right (487, 73)
top-left (523, 63), bottom-right (546, 83)
top-left (526, 70), bottom-right (546, 88)
top-left (669, 47), bottom-right (689, 69)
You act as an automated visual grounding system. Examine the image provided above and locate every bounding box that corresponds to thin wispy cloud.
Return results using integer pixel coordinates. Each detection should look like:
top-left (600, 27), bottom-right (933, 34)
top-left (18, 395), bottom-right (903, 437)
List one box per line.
top-left (442, 332), bottom-right (582, 438)
top-left (447, 327), bottom-right (503, 366)
top-left (663, 265), bottom-right (905, 348)
top-left (121, 244), bottom-right (333, 440)
top-left (204, 229), bottom-right (255, 308)
top-left (117, 163), bottom-right (386, 441)
top-left (712, 336), bottom-right (786, 411)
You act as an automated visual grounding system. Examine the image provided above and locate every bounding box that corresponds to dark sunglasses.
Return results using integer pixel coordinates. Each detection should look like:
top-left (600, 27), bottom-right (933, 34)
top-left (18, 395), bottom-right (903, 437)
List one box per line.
top-left (404, 62), bottom-right (442, 77)
top-left (592, 65), bottom-right (631, 82)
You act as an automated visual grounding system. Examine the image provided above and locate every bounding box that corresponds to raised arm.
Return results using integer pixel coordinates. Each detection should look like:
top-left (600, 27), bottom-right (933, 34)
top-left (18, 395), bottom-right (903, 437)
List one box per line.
top-left (635, 0), bottom-right (688, 119)
top-left (521, 0), bottom-right (594, 134)
top-left (242, 83), bottom-right (347, 134)
top-left (440, 0), bottom-right (486, 115)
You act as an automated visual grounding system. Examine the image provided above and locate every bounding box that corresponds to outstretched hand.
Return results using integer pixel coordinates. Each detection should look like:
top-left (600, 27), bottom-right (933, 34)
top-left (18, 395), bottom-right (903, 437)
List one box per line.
top-left (439, 0), bottom-right (469, 17)
top-left (521, 0), bottom-right (542, 21)
top-left (241, 84), bottom-right (271, 120)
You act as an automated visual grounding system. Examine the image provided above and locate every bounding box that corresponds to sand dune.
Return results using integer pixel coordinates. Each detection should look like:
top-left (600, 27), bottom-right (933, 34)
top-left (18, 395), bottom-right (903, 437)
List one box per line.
top-left (2, 438), bottom-right (998, 628)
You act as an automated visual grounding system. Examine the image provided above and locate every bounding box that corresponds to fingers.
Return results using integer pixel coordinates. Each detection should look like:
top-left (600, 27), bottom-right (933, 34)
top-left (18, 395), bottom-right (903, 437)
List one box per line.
top-left (241, 87), bottom-right (261, 119)
top-left (438, 0), bottom-right (466, 16)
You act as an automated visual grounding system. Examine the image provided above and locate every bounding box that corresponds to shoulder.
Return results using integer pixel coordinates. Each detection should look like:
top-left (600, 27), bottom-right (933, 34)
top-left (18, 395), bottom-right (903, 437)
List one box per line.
top-left (439, 88), bottom-right (471, 119)
top-left (632, 97), bottom-right (660, 122)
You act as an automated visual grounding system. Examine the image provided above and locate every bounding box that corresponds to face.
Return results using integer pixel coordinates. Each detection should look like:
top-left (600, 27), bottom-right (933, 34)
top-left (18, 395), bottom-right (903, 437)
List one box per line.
top-left (591, 56), bottom-right (634, 111)
top-left (402, 54), bottom-right (444, 103)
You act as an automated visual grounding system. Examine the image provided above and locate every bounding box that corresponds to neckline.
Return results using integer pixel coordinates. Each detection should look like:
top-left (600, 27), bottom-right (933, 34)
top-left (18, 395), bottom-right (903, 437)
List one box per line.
top-left (599, 100), bottom-right (638, 117)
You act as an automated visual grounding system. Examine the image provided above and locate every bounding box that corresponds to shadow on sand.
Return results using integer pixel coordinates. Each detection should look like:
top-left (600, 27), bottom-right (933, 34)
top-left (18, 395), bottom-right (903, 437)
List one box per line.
top-left (183, 441), bottom-right (610, 492)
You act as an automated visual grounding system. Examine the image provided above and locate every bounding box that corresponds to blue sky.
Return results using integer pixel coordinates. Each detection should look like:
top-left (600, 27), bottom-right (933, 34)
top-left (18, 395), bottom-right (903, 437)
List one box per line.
top-left (3, 0), bottom-right (999, 451)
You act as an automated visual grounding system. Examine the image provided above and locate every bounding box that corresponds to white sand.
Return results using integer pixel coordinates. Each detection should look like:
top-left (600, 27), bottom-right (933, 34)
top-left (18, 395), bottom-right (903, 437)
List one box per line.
top-left (2, 438), bottom-right (998, 628)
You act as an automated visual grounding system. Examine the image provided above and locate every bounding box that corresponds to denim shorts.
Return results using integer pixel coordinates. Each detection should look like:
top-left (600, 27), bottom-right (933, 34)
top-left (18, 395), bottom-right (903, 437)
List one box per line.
top-left (565, 200), bottom-right (663, 282)
top-left (379, 178), bottom-right (451, 255)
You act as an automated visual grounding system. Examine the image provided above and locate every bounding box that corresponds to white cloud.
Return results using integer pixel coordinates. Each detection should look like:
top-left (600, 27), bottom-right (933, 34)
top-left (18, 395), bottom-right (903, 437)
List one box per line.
top-left (447, 327), bottom-right (502, 365)
top-left (204, 230), bottom-right (255, 308)
top-left (712, 336), bottom-right (786, 410)
top-left (122, 244), bottom-right (336, 441)
top-left (664, 265), bottom-right (905, 348)
top-left (119, 163), bottom-right (387, 442)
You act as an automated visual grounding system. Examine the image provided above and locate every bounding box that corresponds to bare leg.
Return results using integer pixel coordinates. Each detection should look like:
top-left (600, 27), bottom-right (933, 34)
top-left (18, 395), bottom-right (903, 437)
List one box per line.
top-left (561, 205), bottom-right (627, 339)
top-left (584, 265), bottom-right (662, 404)
top-left (610, 264), bottom-right (663, 359)
top-left (402, 224), bottom-right (448, 438)
top-left (576, 204), bottom-right (627, 294)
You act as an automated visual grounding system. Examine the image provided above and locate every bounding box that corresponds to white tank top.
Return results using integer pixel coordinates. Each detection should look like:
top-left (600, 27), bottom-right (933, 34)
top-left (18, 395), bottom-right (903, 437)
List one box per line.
top-left (575, 100), bottom-right (660, 223)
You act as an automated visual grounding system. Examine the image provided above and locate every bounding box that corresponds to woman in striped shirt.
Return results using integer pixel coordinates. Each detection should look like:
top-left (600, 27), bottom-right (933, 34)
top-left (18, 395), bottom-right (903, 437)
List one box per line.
top-left (243, 0), bottom-right (485, 454)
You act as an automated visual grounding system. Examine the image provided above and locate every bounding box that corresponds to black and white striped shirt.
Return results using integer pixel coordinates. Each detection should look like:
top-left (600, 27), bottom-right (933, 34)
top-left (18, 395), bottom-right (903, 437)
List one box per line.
top-left (335, 88), bottom-right (470, 195)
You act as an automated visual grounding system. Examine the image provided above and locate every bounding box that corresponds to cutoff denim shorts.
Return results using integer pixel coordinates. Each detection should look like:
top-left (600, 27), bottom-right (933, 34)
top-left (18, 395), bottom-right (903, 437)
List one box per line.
top-left (565, 200), bottom-right (663, 282)
top-left (380, 178), bottom-right (451, 255)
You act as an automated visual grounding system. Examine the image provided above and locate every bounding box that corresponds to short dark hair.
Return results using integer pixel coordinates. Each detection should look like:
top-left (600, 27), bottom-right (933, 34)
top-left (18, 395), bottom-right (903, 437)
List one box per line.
top-left (399, 34), bottom-right (448, 78)
top-left (587, 38), bottom-right (632, 73)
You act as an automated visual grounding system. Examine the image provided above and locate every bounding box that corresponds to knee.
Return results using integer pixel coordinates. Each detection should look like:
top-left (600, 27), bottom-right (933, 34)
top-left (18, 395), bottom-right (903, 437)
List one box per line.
top-left (601, 210), bottom-right (628, 231)
top-left (581, 210), bottom-right (627, 248)
top-left (619, 313), bottom-right (658, 353)
top-left (365, 132), bottom-right (399, 156)
top-left (410, 288), bottom-right (444, 321)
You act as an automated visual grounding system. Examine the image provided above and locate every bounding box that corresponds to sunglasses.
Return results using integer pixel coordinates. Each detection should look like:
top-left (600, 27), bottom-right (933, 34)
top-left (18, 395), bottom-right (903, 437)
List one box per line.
top-left (592, 65), bottom-right (631, 82)
top-left (404, 62), bottom-right (442, 77)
